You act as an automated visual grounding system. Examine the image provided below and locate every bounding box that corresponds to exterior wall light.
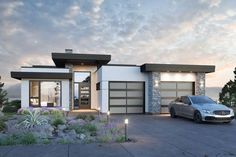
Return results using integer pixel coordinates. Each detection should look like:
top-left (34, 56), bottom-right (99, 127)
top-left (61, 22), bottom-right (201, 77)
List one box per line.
top-left (154, 80), bottom-right (159, 87)
top-left (200, 80), bottom-right (204, 88)
top-left (124, 118), bottom-right (129, 141)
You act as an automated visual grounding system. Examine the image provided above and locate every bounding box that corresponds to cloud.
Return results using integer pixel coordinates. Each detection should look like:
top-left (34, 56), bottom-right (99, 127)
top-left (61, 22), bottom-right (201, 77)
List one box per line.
top-left (2, 1), bottom-right (24, 17)
top-left (199, 0), bottom-right (221, 8)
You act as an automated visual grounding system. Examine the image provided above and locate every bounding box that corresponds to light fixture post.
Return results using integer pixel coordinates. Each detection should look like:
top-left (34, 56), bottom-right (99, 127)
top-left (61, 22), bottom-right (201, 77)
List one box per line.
top-left (124, 118), bottom-right (129, 141)
top-left (107, 111), bottom-right (110, 124)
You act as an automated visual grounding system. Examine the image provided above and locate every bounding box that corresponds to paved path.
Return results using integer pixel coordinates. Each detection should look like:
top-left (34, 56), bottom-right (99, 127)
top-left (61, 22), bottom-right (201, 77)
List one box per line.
top-left (1, 115), bottom-right (236, 157)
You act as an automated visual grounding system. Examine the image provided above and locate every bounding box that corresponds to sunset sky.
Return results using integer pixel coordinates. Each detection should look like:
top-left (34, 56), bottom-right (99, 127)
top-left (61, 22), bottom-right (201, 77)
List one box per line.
top-left (0, 0), bottom-right (236, 88)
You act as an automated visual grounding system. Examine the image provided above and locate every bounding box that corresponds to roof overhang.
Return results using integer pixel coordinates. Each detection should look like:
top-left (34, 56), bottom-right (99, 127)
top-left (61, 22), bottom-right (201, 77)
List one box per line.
top-left (52, 53), bottom-right (111, 68)
top-left (140, 64), bottom-right (215, 73)
top-left (11, 72), bottom-right (72, 80)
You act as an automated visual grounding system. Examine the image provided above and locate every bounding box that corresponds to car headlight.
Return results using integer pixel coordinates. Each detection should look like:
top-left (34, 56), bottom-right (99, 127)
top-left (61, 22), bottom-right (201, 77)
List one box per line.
top-left (202, 109), bottom-right (211, 114)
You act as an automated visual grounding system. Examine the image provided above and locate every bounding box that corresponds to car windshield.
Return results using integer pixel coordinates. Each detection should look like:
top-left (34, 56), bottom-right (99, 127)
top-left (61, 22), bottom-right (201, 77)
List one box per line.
top-left (190, 96), bottom-right (215, 104)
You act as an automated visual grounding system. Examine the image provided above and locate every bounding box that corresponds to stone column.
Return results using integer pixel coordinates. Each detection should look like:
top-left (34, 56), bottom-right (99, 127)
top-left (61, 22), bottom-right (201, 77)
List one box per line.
top-left (148, 72), bottom-right (161, 113)
top-left (195, 73), bottom-right (205, 95)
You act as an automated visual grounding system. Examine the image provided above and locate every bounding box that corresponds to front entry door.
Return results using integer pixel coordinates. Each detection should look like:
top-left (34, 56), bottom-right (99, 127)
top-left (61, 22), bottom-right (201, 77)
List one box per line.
top-left (73, 72), bottom-right (91, 110)
top-left (78, 82), bottom-right (90, 109)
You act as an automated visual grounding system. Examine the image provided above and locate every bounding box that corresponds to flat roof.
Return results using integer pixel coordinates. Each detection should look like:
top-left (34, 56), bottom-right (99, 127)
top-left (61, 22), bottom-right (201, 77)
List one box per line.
top-left (140, 64), bottom-right (215, 73)
top-left (11, 72), bottom-right (72, 80)
top-left (52, 53), bottom-right (111, 68)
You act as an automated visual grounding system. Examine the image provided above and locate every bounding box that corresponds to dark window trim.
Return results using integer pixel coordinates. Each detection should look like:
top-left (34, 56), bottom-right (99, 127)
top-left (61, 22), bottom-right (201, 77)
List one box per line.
top-left (108, 81), bottom-right (145, 114)
top-left (29, 80), bottom-right (62, 108)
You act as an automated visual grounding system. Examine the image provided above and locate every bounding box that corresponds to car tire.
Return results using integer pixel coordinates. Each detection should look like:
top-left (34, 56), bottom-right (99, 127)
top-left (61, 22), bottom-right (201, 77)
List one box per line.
top-left (170, 108), bottom-right (177, 118)
top-left (194, 111), bottom-right (202, 123)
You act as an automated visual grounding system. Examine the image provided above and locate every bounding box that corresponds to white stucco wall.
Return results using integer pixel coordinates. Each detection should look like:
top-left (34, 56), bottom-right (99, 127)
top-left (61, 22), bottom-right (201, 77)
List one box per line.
top-left (61, 80), bottom-right (70, 111)
top-left (21, 68), bottom-right (69, 73)
top-left (21, 79), bottom-right (29, 108)
top-left (160, 72), bottom-right (196, 82)
top-left (97, 65), bottom-right (149, 113)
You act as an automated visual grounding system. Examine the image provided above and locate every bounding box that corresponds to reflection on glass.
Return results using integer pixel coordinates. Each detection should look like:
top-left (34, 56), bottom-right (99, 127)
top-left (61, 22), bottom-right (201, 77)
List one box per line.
top-left (74, 72), bottom-right (90, 82)
top-left (74, 83), bottom-right (79, 109)
top-left (30, 81), bottom-right (39, 106)
top-left (40, 82), bottom-right (61, 107)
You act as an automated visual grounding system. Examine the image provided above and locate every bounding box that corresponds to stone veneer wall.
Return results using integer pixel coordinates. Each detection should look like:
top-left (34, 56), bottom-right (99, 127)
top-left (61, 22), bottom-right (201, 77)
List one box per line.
top-left (148, 72), bottom-right (161, 113)
top-left (195, 73), bottom-right (206, 95)
top-left (65, 64), bottom-right (73, 110)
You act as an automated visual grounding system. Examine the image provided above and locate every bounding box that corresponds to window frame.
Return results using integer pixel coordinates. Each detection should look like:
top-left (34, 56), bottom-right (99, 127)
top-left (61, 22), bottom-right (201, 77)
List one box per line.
top-left (29, 80), bottom-right (62, 107)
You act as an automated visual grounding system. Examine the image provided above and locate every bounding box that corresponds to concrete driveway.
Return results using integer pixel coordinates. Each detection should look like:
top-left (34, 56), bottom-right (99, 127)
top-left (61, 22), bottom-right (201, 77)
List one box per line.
top-left (0, 115), bottom-right (236, 157)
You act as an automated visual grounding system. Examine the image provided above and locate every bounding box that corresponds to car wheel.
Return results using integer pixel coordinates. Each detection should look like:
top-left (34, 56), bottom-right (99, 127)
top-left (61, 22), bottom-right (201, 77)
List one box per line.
top-left (170, 108), bottom-right (177, 118)
top-left (194, 111), bottom-right (202, 123)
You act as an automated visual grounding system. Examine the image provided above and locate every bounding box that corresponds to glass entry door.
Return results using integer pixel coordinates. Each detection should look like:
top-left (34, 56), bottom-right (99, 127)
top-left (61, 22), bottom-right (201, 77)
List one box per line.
top-left (74, 72), bottom-right (91, 109)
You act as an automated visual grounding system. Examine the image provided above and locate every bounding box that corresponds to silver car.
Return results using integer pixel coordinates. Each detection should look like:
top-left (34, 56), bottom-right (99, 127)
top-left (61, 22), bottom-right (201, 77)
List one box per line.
top-left (169, 95), bottom-right (235, 123)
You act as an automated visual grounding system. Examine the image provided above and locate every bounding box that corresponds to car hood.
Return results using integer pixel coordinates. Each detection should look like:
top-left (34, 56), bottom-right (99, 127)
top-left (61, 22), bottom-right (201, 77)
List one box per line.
top-left (193, 103), bottom-right (230, 111)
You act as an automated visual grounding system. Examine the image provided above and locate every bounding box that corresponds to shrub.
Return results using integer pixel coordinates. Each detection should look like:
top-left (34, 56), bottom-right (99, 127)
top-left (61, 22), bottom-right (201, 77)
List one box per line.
top-left (51, 109), bottom-right (64, 118)
top-left (42, 138), bottom-right (50, 144)
top-left (115, 135), bottom-right (126, 143)
top-left (87, 115), bottom-right (95, 121)
top-left (52, 118), bottom-right (65, 127)
top-left (2, 100), bottom-right (21, 113)
top-left (83, 123), bottom-right (97, 135)
top-left (98, 135), bottom-right (112, 143)
top-left (0, 135), bottom-right (18, 146)
top-left (58, 139), bottom-right (71, 144)
top-left (18, 110), bottom-right (48, 129)
top-left (0, 120), bottom-right (6, 131)
top-left (20, 133), bottom-right (37, 145)
top-left (76, 114), bottom-right (87, 120)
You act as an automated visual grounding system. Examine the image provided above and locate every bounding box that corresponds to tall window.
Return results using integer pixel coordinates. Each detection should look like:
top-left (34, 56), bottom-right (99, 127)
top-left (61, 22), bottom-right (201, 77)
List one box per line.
top-left (29, 81), bottom-right (61, 107)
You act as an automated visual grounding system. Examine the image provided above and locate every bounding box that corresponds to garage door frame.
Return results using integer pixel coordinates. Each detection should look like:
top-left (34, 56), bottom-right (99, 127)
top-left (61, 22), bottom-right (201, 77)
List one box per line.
top-left (108, 81), bottom-right (145, 114)
top-left (160, 81), bottom-right (195, 113)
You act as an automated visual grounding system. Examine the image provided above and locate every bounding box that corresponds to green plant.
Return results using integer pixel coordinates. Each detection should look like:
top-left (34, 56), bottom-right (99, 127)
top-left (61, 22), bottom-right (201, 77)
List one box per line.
top-left (0, 80), bottom-right (8, 108)
top-left (98, 135), bottom-right (112, 143)
top-left (83, 123), bottom-right (97, 135)
top-left (58, 139), bottom-right (71, 144)
top-left (51, 110), bottom-right (64, 118)
top-left (2, 100), bottom-right (21, 113)
top-left (76, 114), bottom-right (87, 120)
top-left (52, 118), bottom-right (65, 127)
top-left (18, 110), bottom-right (48, 129)
top-left (0, 134), bottom-right (18, 146)
top-left (42, 138), bottom-right (50, 144)
top-left (87, 115), bottom-right (95, 121)
top-left (0, 120), bottom-right (6, 131)
top-left (20, 133), bottom-right (37, 145)
top-left (115, 135), bottom-right (126, 143)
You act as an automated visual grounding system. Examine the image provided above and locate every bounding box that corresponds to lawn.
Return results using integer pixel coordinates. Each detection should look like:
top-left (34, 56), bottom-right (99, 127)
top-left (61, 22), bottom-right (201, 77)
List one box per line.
top-left (0, 108), bottom-right (126, 146)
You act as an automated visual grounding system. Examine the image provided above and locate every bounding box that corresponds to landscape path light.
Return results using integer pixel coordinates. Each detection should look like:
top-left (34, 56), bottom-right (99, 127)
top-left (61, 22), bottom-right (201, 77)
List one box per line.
top-left (124, 118), bottom-right (129, 141)
top-left (107, 111), bottom-right (110, 123)
top-left (98, 107), bottom-right (101, 116)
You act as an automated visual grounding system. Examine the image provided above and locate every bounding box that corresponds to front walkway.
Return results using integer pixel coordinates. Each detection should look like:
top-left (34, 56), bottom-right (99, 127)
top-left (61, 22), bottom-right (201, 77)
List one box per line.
top-left (1, 115), bottom-right (236, 157)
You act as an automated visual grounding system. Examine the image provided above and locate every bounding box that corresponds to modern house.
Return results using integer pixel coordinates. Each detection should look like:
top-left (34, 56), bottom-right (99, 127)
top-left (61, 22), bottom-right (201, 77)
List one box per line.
top-left (11, 49), bottom-right (215, 114)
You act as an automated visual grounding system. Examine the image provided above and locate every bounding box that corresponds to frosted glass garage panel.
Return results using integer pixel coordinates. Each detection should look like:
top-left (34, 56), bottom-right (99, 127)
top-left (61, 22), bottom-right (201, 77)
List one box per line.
top-left (160, 91), bottom-right (176, 97)
top-left (110, 107), bottom-right (126, 114)
top-left (161, 98), bottom-right (174, 105)
top-left (177, 91), bottom-right (193, 97)
top-left (127, 83), bottom-right (143, 89)
top-left (109, 99), bottom-right (126, 106)
top-left (177, 83), bottom-right (193, 90)
top-left (110, 91), bottom-right (126, 97)
top-left (160, 82), bottom-right (176, 90)
top-left (110, 83), bottom-right (126, 89)
top-left (127, 107), bottom-right (143, 113)
top-left (127, 91), bottom-right (143, 97)
top-left (127, 99), bottom-right (143, 105)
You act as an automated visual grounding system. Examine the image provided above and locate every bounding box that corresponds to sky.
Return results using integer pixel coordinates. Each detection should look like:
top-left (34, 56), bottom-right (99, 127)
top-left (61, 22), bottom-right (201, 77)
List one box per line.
top-left (0, 0), bottom-right (236, 88)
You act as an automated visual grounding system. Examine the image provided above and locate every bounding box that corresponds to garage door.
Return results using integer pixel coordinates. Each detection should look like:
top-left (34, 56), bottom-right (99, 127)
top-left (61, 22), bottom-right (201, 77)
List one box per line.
top-left (160, 82), bottom-right (195, 113)
top-left (109, 81), bottom-right (145, 114)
